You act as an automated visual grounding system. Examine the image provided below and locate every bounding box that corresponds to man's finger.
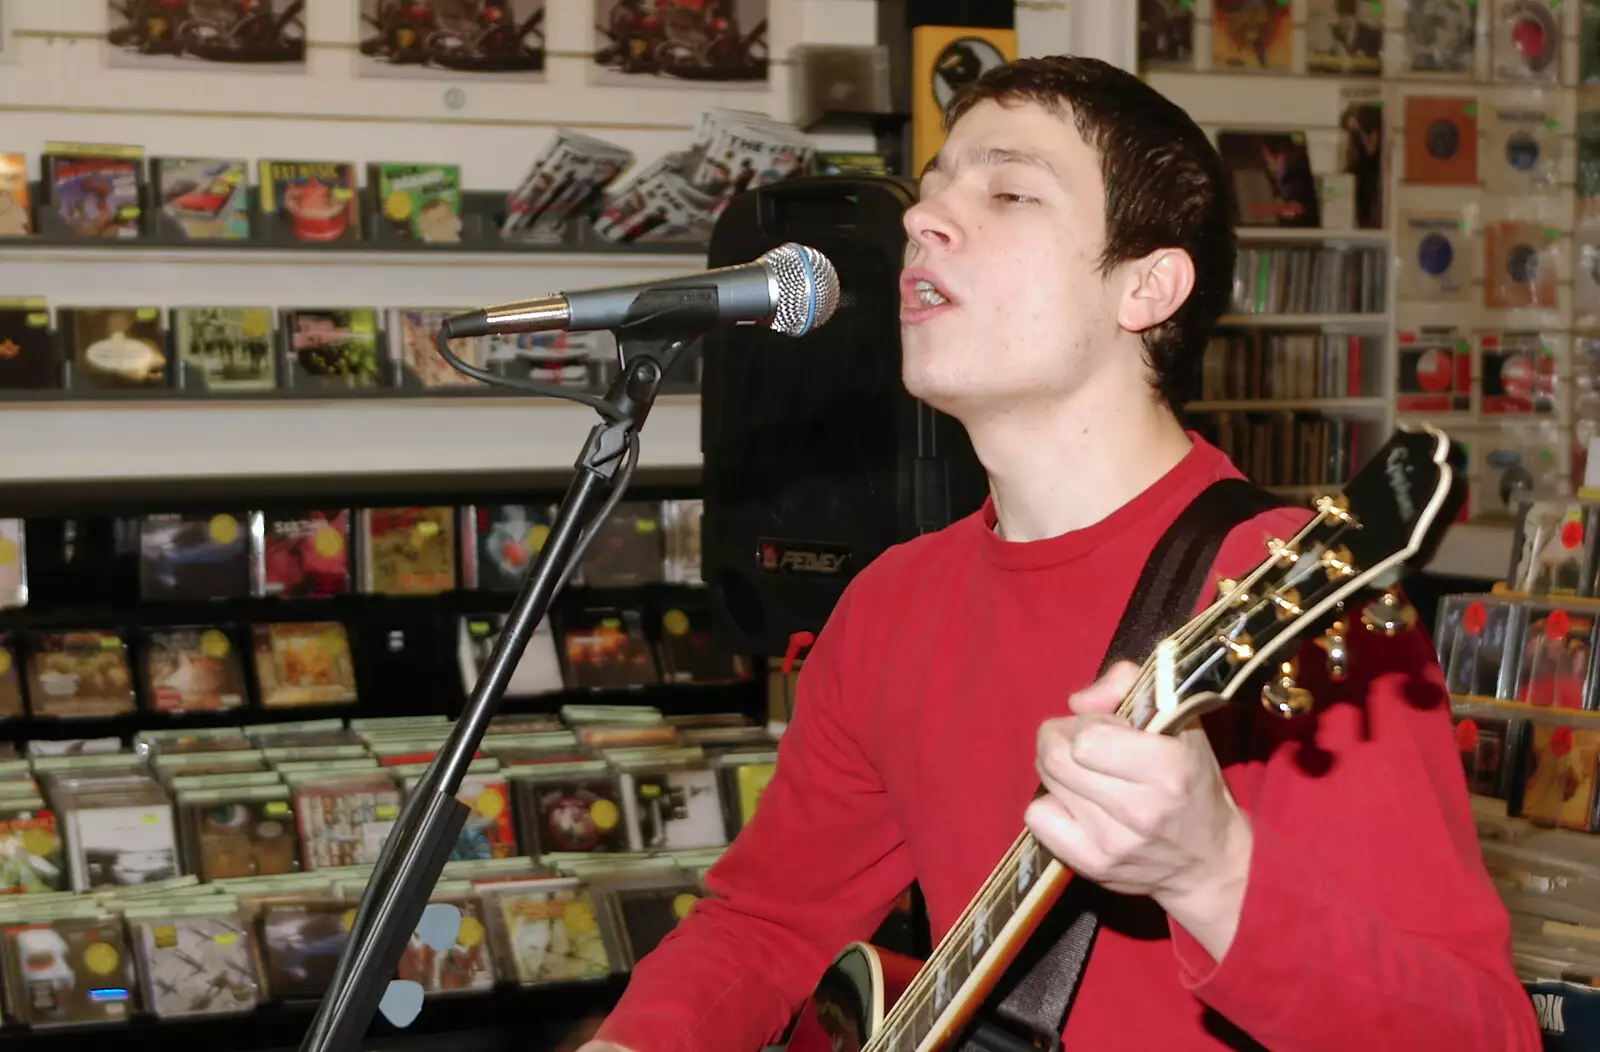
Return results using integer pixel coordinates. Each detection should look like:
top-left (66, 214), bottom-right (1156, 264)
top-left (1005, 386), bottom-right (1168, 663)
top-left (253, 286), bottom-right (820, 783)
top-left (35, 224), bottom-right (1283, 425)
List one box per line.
top-left (1024, 795), bottom-right (1102, 874)
top-left (1068, 659), bottom-right (1143, 715)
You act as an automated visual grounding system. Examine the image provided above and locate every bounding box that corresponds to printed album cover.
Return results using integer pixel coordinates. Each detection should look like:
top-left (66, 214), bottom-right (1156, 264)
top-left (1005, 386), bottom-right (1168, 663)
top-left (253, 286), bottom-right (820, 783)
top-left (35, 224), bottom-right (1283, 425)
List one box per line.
top-left (104, 0), bottom-right (306, 71)
top-left (143, 628), bottom-right (248, 714)
top-left (59, 307), bottom-right (167, 390)
top-left (255, 510), bottom-right (352, 598)
top-left (1138, 0), bottom-right (1194, 68)
top-left (0, 153), bottom-right (29, 236)
top-left (152, 157), bottom-right (250, 240)
top-left (1218, 132), bottom-right (1320, 228)
top-left (2, 918), bottom-right (133, 1026)
top-left (591, 0), bottom-right (768, 87)
top-left (1338, 86), bottom-right (1384, 230)
top-left (134, 914), bottom-right (261, 1018)
top-left (259, 161), bottom-right (360, 242)
top-left (370, 163), bottom-right (462, 243)
top-left (26, 631), bottom-right (137, 719)
top-left (1306, 0), bottom-right (1383, 76)
top-left (1404, 96), bottom-right (1479, 185)
top-left (357, 0), bottom-right (546, 81)
top-left (0, 300), bottom-right (57, 390)
top-left (46, 150), bottom-right (142, 238)
top-left (360, 506), bottom-right (456, 595)
top-left (284, 308), bottom-right (383, 387)
top-left (481, 879), bottom-right (615, 984)
top-left (138, 513), bottom-right (252, 601)
top-left (0, 634), bottom-right (23, 720)
top-left (1211, 0), bottom-right (1292, 70)
top-left (173, 307), bottom-right (277, 391)
top-left (1407, 0), bottom-right (1478, 74)
top-left (250, 622), bottom-right (359, 709)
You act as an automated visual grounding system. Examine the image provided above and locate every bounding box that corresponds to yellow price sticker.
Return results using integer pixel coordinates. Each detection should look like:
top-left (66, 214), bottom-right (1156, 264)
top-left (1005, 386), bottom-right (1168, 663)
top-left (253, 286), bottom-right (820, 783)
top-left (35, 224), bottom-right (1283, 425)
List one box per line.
top-left (139, 812), bottom-right (161, 824)
top-left (83, 942), bottom-right (120, 975)
top-left (0, 537), bottom-right (16, 566)
top-left (265, 801), bottom-right (291, 816)
top-left (376, 804), bottom-right (397, 820)
top-left (209, 514), bottom-right (240, 545)
top-left (456, 916), bottom-right (485, 948)
top-left (200, 630), bottom-right (231, 659)
top-left (314, 526), bottom-right (345, 558)
top-left (563, 899), bottom-right (597, 934)
top-left (672, 893), bottom-right (699, 920)
top-left (0, 650), bottom-right (11, 677)
top-left (214, 932), bottom-right (238, 946)
top-left (527, 523), bottom-right (550, 552)
top-left (589, 798), bottom-right (620, 831)
top-left (474, 788), bottom-right (505, 821)
top-left (662, 609), bottom-right (690, 637)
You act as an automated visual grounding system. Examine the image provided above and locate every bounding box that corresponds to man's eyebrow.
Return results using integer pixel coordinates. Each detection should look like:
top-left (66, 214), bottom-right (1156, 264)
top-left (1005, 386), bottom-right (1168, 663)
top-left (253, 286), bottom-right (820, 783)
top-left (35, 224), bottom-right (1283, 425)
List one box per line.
top-left (920, 146), bottom-right (1056, 179)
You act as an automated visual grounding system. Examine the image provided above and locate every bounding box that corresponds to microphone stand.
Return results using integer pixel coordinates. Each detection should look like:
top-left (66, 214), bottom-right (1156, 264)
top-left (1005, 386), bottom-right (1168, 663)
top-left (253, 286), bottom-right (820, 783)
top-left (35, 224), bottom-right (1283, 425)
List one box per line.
top-left (296, 292), bottom-right (717, 1052)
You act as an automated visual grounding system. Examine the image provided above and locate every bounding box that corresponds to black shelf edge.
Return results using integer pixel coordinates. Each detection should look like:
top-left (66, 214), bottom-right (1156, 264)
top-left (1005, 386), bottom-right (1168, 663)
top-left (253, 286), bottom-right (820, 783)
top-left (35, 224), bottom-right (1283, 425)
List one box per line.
top-left (0, 975), bottom-right (628, 1052)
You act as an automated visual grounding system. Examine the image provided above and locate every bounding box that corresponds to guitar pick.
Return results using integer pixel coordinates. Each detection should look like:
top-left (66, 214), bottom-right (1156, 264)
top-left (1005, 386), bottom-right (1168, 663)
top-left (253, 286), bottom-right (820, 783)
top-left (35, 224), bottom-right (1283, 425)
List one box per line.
top-left (378, 979), bottom-right (425, 1028)
top-left (415, 903), bottom-right (462, 951)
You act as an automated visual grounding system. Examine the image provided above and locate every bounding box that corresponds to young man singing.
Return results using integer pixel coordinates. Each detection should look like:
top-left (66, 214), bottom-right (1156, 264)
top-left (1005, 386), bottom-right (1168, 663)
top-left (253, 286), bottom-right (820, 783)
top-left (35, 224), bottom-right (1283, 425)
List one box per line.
top-left (579, 56), bottom-right (1541, 1051)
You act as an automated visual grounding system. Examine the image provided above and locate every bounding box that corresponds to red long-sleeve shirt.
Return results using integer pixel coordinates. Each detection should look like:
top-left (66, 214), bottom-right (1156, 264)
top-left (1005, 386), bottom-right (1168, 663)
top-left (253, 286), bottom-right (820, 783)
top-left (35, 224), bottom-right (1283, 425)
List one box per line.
top-left (595, 435), bottom-right (1541, 1052)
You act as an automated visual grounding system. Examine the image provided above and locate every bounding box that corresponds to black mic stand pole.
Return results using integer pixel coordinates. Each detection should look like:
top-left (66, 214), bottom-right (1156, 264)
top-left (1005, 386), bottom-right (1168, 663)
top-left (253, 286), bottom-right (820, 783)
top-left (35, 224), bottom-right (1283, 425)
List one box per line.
top-left (297, 292), bottom-right (716, 1052)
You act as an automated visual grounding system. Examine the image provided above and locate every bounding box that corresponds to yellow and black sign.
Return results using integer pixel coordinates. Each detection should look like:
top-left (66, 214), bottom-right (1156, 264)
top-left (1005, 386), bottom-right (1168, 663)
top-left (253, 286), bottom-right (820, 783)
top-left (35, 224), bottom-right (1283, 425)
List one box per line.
top-left (910, 24), bottom-right (1017, 177)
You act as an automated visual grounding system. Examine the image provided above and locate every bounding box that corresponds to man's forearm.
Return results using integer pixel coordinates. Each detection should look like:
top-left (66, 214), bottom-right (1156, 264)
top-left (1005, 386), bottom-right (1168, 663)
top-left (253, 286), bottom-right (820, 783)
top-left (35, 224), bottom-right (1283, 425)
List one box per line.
top-left (1168, 824), bottom-right (1541, 1052)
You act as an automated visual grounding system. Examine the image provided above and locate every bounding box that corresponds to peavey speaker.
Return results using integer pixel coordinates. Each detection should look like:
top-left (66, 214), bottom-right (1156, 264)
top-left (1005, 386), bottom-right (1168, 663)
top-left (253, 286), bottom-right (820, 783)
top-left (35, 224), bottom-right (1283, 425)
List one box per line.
top-left (700, 175), bottom-right (988, 657)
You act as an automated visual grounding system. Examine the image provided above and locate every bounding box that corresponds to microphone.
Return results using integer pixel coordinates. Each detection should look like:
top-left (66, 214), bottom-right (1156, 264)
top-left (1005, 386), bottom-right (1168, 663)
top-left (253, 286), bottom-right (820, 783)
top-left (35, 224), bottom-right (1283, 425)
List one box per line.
top-left (439, 242), bottom-right (841, 340)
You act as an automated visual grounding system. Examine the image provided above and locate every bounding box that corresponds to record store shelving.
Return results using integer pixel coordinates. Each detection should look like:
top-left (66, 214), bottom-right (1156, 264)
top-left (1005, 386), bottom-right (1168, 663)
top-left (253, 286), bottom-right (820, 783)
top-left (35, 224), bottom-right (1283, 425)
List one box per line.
top-left (1137, 3), bottom-right (1600, 1046)
top-left (1139, 0), bottom-right (1600, 588)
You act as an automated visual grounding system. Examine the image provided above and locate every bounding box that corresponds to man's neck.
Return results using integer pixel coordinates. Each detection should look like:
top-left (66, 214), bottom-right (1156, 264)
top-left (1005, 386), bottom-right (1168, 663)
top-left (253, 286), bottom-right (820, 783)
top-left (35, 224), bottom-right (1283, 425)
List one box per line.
top-left (973, 385), bottom-right (1194, 544)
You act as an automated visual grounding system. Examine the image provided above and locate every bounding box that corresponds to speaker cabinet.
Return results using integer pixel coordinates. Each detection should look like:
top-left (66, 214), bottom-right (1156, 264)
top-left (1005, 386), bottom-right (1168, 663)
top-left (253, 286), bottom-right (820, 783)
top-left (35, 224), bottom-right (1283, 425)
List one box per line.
top-left (699, 175), bottom-right (988, 657)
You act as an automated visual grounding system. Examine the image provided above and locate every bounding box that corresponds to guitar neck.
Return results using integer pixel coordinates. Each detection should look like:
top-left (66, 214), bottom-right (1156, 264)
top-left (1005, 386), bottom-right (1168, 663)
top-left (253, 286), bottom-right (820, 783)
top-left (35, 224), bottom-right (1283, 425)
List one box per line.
top-left (867, 827), bottom-right (1071, 1051)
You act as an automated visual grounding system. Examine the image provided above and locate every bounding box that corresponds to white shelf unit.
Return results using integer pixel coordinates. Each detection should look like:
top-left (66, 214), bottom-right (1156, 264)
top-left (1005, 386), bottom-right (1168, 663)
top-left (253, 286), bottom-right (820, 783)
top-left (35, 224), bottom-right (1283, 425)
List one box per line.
top-left (1139, 2), bottom-right (1597, 581)
top-left (0, 395), bottom-right (705, 488)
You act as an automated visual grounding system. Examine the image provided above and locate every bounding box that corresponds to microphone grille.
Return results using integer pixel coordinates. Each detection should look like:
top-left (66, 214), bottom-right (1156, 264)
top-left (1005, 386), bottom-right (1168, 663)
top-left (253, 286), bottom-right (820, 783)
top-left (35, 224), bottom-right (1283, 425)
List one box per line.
top-left (762, 243), bottom-right (841, 337)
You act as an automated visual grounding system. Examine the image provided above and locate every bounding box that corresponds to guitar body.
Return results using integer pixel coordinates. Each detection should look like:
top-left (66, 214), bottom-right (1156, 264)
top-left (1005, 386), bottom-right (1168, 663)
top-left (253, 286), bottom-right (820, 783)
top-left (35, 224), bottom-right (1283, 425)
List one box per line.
top-left (788, 942), bottom-right (919, 1052)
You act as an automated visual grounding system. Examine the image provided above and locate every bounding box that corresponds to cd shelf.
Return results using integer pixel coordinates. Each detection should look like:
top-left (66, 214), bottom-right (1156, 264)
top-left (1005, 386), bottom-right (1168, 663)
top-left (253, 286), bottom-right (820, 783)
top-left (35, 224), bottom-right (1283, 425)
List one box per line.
top-left (2, 185), bottom-right (711, 261)
top-left (1216, 313), bottom-right (1390, 327)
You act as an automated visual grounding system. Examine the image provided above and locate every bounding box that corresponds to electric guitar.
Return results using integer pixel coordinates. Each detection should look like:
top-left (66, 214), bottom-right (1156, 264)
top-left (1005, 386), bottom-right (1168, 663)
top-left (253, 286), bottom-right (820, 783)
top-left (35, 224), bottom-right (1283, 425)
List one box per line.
top-left (787, 423), bottom-right (1465, 1052)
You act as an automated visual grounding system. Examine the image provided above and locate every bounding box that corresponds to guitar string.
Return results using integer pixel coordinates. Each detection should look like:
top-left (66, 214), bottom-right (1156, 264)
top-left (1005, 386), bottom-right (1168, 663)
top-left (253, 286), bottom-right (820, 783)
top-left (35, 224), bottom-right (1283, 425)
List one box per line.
top-left (864, 512), bottom-right (1342, 1049)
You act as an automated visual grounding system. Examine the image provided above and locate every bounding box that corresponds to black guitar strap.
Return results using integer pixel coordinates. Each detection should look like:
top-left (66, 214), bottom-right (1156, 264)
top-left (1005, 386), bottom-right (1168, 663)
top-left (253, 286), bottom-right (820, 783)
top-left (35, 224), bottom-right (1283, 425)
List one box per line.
top-left (976, 476), bottom-right (1289, 1052)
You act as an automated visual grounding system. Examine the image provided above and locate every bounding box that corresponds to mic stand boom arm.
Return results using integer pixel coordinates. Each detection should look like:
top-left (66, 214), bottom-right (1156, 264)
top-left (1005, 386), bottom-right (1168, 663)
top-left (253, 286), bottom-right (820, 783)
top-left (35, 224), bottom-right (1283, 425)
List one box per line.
top-left (296, 291), bottom-right (716, 1052)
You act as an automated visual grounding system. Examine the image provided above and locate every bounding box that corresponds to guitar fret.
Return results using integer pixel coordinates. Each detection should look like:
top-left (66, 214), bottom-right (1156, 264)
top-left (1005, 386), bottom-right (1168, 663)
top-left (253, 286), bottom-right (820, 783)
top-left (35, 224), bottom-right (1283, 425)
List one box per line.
top-left (970, 901), bottom-right (990, 959)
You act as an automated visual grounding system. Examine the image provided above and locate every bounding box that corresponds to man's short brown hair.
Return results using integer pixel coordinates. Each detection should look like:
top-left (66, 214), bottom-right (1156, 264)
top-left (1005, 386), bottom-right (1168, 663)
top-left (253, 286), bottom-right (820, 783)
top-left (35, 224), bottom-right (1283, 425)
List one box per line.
top-left (943, 55), bottom-right (1235, 414)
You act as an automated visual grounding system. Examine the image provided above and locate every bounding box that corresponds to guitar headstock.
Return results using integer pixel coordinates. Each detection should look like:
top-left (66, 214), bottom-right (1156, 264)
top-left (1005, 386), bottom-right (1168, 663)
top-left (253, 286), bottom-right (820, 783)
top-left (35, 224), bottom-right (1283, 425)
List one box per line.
top-left (1138, 423), bottom-right (1464, 735)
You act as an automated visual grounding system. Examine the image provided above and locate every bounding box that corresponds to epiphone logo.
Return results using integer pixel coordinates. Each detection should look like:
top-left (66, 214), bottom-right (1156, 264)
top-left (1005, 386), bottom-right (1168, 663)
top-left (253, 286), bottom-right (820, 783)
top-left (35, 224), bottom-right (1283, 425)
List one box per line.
top-left (1385, 447), bottom-right (1415, 521)
top-left (757, 538), bottom-right (851, 577)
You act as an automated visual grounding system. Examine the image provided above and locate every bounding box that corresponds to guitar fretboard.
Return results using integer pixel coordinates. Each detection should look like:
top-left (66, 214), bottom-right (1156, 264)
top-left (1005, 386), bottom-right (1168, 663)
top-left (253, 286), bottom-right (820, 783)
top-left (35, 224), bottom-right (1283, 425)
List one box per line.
top-left (870, 830), bottom-right (1052, 1052)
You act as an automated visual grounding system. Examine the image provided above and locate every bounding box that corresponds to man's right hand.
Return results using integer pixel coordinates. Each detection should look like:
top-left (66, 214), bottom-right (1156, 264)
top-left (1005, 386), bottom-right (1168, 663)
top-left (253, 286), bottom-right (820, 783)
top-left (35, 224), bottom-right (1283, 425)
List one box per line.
top-left (574, 1042), bottom-right (634, 1052)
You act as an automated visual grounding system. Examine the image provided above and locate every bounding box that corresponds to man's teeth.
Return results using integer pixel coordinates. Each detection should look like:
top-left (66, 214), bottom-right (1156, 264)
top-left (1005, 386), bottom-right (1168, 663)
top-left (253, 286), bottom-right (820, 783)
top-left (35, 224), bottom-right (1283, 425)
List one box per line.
top-left (914, 280), bottom-right (949, 307)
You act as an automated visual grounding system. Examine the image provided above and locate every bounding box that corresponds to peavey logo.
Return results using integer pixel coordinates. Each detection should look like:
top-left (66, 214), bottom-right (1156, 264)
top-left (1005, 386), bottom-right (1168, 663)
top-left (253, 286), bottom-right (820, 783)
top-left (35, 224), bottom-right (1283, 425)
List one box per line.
top-left (757, 538), bottom-right (851, 577)
top-left (1385, 447), bottom-right (1415, 522)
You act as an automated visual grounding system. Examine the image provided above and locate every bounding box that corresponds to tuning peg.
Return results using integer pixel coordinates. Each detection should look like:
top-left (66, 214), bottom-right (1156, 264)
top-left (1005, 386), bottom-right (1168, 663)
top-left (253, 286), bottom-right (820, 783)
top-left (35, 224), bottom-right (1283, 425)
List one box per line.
top-left (1261, 657), bottom-right (1314, 718)
top-left (1319, 545), bottom-right (1356, 579)
top-left (1215, 577), bottom-right (1252, 604)
top-left (1315, 619), bottom-right (1349, 681)
top-left (1267, 586), bottom-right (1302, 620)
top-left (1266, 537), bottom-right (1299, 564)
top-left (1314, 494), bottom-right (1359, 527)
top-left (1360, 590), bottom-right (1417, 637)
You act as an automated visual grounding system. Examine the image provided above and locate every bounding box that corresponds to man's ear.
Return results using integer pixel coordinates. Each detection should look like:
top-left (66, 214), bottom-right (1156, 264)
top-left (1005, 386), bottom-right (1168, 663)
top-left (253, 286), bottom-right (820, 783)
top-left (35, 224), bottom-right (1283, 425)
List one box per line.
top-left (1117, 248), bottom-right (1196, 334)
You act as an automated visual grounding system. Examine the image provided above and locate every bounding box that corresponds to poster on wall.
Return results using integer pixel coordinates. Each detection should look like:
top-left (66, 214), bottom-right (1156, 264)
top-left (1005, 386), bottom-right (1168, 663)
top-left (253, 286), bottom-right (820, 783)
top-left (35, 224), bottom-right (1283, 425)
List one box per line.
top-left (357, 0), bottom-right (546, 80)
top-left (591, 0), bottom-right (768, 88)
top-left (105, 0), bottom-right (307, 71)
